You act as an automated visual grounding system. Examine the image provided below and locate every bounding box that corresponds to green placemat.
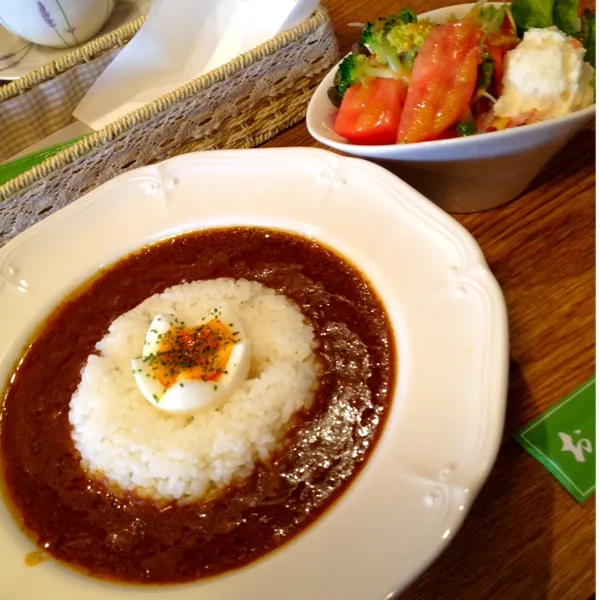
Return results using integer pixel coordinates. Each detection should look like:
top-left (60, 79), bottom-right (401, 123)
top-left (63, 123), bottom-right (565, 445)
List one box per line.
top-left (515, 376), bottom-right (596, 503)
top-left (0, 136), bottom-right (84, 187)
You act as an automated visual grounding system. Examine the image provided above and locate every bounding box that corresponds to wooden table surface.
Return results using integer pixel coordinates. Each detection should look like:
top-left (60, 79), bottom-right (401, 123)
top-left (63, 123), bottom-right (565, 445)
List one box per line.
top-left (265, 1), bottom-right (596, 598)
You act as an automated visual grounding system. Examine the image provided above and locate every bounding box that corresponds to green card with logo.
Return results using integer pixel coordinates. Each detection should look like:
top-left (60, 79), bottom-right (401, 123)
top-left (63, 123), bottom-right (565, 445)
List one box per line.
top-left (515, 376), bottom-right (595, 503)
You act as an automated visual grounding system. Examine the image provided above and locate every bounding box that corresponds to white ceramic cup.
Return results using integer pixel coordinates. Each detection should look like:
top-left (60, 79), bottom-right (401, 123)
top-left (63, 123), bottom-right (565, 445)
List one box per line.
top-left (0, 0), bottom-right (116, 49)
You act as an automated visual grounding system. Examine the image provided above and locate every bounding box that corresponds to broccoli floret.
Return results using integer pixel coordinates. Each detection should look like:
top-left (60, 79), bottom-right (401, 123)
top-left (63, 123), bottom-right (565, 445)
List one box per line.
top-left (361, 11), bottom-right (433, 72)
top-left (396, 8), bottom-right (418, 25)
top-left (360, 16), bottom-right (405, 72)
top-left (333, 53), bottom-right (397, 97)
top-left (387, 21), bottom-right (435, 65)
top-left (328, 8), bottom-right (433, 105)
top-left (328, 52), bottom-right (400, 106)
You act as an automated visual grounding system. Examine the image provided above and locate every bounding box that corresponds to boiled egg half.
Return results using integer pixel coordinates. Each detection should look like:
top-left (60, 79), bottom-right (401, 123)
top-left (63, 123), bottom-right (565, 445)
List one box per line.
top-left (131, 306), bottom-right (250, 415)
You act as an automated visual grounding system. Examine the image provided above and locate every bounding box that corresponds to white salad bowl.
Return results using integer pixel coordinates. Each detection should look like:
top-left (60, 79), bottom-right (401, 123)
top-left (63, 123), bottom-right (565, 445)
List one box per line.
top-left (306, 2), bottom-right (596, 213)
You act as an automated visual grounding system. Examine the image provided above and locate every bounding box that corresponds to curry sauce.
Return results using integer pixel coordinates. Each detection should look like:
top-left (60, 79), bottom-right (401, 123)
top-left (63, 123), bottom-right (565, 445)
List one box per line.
top-left (0, 227), bottom-right (395, 584)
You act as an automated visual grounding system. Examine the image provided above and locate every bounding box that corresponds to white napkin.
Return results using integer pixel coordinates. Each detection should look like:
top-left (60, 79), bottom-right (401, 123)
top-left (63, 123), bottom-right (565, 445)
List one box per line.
top-left (73, 0), bottom-right (319, 131)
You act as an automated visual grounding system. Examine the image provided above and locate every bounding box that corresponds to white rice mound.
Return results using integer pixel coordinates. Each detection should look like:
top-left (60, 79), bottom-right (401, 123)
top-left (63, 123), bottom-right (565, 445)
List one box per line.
top-left (68, 278), bottom-right (319, 503)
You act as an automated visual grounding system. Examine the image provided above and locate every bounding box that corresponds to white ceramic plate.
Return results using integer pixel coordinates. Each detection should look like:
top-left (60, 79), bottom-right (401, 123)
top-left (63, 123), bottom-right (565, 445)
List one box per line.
top-left (0, 0), bottom-right (150, 80)
top-left (0, 148), bottom-right (508, 600)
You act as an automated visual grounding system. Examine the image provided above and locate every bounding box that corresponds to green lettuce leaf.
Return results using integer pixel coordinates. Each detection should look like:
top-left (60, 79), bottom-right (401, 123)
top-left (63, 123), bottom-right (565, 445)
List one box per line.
top-left (479, 3), bottom-right (509, 32)
top-left (581, 9), bottom-right (596, 68)
top-left (510, 0), bottom-right (555, 31)
top-left (553, 0), bottom-right (581, 36)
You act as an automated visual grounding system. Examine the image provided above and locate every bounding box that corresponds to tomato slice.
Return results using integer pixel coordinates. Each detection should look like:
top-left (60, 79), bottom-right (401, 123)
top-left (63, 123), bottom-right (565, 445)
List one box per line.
top-left (333, 78), bottom-right (408, 145)
top-left (397, 23), bottom-right (482, 144)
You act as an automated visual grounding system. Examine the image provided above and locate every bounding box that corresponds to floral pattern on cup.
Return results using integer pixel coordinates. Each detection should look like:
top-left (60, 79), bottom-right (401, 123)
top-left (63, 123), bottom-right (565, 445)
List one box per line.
top-left (37, 1), bottom-right (78, 47)
top-left (0, 0), bottom-right (117, 50)
top-left (0, 41), bottom-right (33, 74)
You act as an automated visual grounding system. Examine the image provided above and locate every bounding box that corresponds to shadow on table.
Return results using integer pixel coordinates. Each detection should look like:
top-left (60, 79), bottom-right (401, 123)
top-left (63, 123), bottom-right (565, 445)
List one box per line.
top-left (397, 358), bottom-right (556, 600)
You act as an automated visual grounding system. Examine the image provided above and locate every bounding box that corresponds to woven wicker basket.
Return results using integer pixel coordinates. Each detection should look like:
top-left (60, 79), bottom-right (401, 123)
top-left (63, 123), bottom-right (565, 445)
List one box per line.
top-left (0, 6), bottom-right (339, 246)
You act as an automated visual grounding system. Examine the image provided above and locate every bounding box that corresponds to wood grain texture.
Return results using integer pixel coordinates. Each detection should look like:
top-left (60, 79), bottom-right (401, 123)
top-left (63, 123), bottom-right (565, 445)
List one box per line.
top-left (264, 1), bottom-right (596, 598)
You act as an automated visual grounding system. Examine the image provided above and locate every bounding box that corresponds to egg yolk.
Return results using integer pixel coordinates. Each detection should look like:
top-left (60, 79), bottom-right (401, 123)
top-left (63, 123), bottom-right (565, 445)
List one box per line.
top-left (144, 319), bottom-right (238, 388)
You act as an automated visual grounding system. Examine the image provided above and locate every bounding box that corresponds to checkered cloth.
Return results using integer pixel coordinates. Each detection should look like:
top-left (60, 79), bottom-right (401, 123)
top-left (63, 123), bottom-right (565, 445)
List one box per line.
top-left (0, 49), bottom-right (117, 162)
